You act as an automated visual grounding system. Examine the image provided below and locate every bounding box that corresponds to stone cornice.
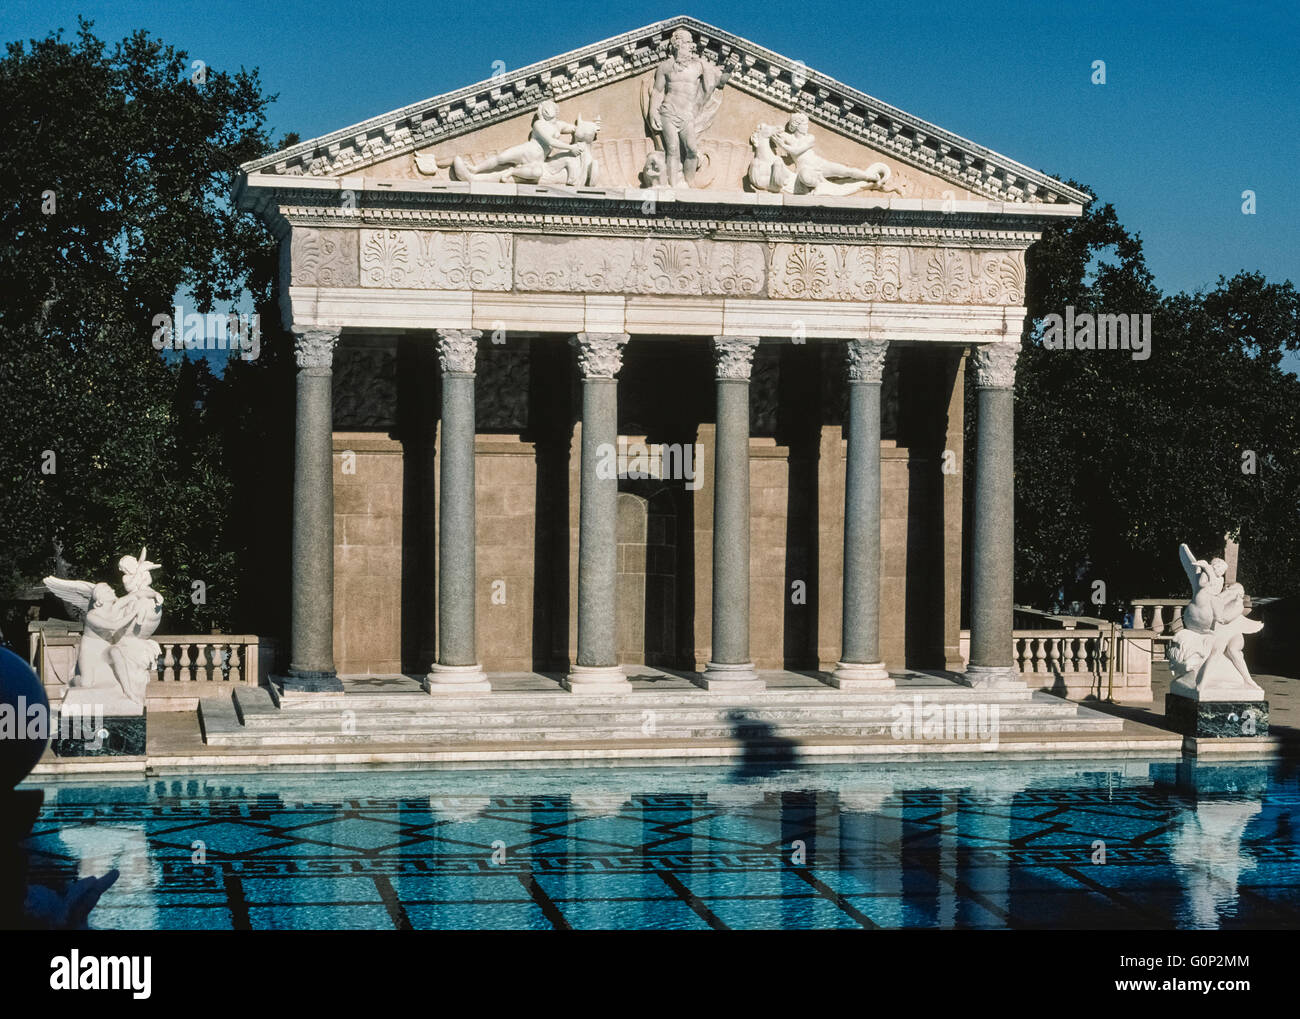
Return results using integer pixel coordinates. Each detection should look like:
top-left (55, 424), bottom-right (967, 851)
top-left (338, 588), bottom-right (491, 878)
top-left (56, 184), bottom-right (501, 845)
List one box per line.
top-left (250, 192), bottom-right (1055, 248)
top-left (236, 16), bottom-right (1089, 208)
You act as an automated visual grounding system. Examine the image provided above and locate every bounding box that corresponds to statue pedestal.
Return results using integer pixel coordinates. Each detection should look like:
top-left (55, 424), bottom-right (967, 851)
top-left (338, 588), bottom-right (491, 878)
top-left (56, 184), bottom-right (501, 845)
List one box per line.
top-left (52, 702), bottom-right (146, 757)
top-left (1165, 693), bottom-right (1268, 739)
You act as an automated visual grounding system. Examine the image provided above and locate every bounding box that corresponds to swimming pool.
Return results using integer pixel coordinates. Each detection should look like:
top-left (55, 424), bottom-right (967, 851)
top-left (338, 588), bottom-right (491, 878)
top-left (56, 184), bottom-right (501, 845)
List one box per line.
top-left (14, 758), bottom-right (1300, 930)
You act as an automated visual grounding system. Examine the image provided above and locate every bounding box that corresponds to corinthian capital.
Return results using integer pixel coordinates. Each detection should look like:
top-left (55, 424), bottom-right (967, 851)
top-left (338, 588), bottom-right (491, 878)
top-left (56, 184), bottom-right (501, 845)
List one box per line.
top-left (571, 333), bottom-right (630, 379)
top-left (711, 335), bottom-right (760, 380)
top-left (845, 339), bottom-right (889, 383)
top-left (971, 341), bottom-right (1020, 389)
top-left (293, 327), bottom-right (340, 371)
top-left (436, 329), bottom-right (482, 375)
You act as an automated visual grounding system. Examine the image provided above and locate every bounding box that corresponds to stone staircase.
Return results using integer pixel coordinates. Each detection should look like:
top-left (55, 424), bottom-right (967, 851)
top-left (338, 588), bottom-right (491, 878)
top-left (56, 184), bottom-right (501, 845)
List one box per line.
top-left (197, 672), bottom-right (1125, 749)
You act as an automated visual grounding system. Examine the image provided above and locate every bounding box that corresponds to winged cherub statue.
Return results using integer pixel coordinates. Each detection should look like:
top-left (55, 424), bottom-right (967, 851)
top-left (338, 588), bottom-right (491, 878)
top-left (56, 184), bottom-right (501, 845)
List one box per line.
top-left (1167, 542), bottom-right (1264, 701)
top-left (43, 548), bottom-right (164, 714)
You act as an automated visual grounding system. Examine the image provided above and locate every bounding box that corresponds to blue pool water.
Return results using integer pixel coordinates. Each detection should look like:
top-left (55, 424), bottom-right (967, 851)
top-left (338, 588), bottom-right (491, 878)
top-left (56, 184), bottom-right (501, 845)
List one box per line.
top-left (15, 758), bottom-right (1300, 930)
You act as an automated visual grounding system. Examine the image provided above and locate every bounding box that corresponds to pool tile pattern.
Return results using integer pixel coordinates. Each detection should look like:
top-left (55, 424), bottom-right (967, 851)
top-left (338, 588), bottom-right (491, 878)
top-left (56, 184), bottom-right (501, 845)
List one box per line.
top-left (16, 762), bottom-right (1300, 930)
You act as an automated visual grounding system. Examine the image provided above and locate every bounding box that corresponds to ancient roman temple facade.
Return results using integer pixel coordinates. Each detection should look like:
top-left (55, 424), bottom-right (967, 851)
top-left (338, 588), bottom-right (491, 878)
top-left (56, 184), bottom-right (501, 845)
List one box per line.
top-left (234, 16), bottom-right (1087, 695)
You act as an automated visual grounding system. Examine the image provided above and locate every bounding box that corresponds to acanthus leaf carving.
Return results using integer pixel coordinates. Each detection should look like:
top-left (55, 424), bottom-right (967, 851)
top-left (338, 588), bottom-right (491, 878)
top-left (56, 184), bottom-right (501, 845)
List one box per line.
top-left (711, 335), bottom-right (759, 381)
top-left (291, 228), bottom-right (359, 287)
top-left (845, 339), bottom-right (889, 383)
top-left (361, 230), bottom-right (411, 287)
top-left (515, 237), bottom-right (762, 296)
top-left (436, 329), bottom-right (482, 375)
top-left (571, 332), bottom-right (629, 379)
top-left (768, 244), bottom-right (1025, 305)
top-left (971, 341), bottom-right (1020, 389)
top-left (361, 230), bottom-right (511, 290)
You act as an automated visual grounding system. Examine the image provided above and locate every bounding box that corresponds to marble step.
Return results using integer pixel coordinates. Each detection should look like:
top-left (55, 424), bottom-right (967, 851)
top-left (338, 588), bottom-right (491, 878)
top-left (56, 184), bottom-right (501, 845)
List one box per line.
top-left (265, 685), bottom-right (1042, 712)
top-left (200, 693), bottom-right (1122, 746)
top-left (232, 699), bottom-right (1091, 730)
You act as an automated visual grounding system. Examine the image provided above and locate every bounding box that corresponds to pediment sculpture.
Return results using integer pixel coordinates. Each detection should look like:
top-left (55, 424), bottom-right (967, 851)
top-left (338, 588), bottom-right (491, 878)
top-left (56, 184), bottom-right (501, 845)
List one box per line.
top-left (746, 114), bottom-right (902, 196)
top-left (1167, 542), bottom-right (1265, 701)
top-left (443, 101), bottom-right (602, 186)
top-left (410, 28), bottom-right (914, 196)
top-left (643, 26), bottom-right (739, 188)
top-left (43, 549), bottom-right (164, 716)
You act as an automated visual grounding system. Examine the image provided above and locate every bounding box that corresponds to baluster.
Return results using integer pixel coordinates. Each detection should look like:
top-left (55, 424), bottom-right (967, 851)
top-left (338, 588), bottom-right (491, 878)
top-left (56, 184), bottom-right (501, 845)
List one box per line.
top-left (161, 644), bottom-right (176, 682)
top-left (1151, 605), bottom-right (1165, 634)
top-left (227, 643), bottom-right (242, 684)
top-left (184, 643), bottom-right (197, 682)
top-left (1132, 604), bottom-right (1145, 629)
top-left (1032, 637), bottom-right (1046, 674)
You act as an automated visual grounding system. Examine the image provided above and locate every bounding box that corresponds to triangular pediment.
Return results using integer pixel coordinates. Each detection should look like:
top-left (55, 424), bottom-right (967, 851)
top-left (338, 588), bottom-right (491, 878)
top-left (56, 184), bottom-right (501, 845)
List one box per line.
top-left (241, 16), bottom-right (1088, 206)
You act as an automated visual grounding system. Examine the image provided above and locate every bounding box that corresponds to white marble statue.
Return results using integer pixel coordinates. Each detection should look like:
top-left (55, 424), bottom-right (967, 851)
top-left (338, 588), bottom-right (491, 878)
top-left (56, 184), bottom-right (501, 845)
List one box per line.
top-left (43, 549), bottom-right (164, 716)
top-left (646, 27), bottom-right (738, 188)
top-left (450, 101), bottom-right (601, 186)
top-left (1167, 542), bottom-right (1264, 701)
top-left (748, 113), bottom-right (897, 196)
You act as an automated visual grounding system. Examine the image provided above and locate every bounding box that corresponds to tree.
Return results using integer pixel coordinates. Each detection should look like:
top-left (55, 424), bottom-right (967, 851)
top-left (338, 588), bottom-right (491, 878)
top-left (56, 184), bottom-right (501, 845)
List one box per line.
top-left (1005, 183), bottom-right (1300, 614)
top-left (0, 19), bottom-right (281, 636)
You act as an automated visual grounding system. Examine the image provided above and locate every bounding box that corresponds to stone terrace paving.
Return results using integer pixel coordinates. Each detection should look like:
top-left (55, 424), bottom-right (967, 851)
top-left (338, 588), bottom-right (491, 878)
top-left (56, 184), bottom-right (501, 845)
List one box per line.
top-left (30, 667), bottom-right (1299, 776)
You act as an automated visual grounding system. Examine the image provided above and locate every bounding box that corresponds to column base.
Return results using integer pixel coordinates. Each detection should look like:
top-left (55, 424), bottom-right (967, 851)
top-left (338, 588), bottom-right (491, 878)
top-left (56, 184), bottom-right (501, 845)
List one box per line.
top-left (957, 664), bottom-right (1022, 689)
top-left (692, 662), bottom-right (765, 692)
top-left (282, 668), bottom-right (343, 694)
top-left (827, 661), bottom-right (893, 689)
top-left (562, 664), bottom-right (633, 693)
top-left (424, 663), bottom-right (492, 695)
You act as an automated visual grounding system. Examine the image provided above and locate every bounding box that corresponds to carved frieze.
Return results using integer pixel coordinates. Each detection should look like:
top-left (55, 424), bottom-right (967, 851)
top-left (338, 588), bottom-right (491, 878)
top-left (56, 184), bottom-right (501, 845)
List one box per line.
top-left (516, 236), bottom-right (764, 296)
top-left (360, 230), bottom-right (512, 290)
top-left (768, 244), bottom-right (1025, 305)
top-left (477, 345), bottom-right (531, 429)
top-left (333, 345), bottom-right (398, 428)
top-left (335, 229), bottom-right (1027, 308)
top-left (291, 228), bottom-right (359, 287)
top-left (749, 344), bottom-right (780, 435)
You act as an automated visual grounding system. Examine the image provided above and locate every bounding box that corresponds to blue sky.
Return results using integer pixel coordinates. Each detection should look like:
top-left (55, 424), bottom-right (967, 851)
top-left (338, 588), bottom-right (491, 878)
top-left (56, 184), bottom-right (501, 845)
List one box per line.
top-left (4, 0), bottom-right (1297, 300)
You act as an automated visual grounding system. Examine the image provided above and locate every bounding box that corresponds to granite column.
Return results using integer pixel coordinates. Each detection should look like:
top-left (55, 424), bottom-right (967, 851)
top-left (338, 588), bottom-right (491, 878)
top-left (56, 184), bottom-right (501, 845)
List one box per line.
top-left (425, 329), bottom-right (491, 694)
top-left (961, 341), bottom-right (1020, 688)
top-left (697, 335), bottom-right (764, 691)
top-left (287, 327), bottom-right (342, 692)
top-left (831, 339), bottom-right (893, 688)
top-left (564, 332), bottom-right (632, 692)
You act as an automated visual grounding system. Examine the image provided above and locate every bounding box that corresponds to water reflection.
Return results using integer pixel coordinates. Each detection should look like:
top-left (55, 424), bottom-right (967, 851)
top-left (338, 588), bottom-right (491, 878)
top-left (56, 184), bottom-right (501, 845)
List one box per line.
top-left (8, 758), bottom-right (1296, 930)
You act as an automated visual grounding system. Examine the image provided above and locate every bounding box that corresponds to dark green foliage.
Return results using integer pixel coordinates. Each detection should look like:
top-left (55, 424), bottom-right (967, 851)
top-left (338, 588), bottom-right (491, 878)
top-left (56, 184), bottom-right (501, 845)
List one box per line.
top-left (0, 19), bottom-right (289, 636)
top-left (1009, 183), bottom-right (1300, 611)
